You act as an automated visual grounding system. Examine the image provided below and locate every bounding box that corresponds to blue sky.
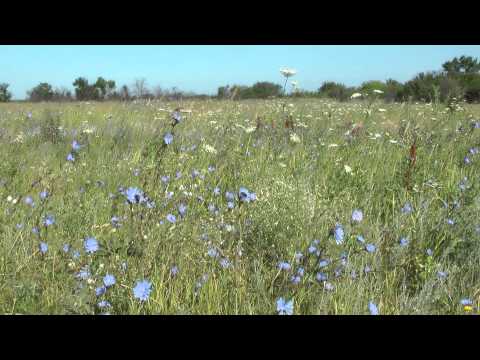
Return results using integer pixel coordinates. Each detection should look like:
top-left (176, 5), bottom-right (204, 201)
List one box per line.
top-left (2, 45), bottom-right (480, 99)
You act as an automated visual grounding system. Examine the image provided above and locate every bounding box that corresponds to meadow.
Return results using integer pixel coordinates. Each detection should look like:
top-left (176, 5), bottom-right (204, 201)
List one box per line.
top-left (0, 97), bottom-right (479, 315)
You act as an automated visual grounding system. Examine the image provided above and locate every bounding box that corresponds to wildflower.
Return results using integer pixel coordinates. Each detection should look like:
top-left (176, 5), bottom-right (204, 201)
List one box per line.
top-left (344, 165), bottom-right (353, 174)
top-left (62, 244), bottom-right (70, 253)
top-left (103, 274), bottom-right (116, 288)
top-left (357, 235), bottom-right (365, 244)
top-left (289, 133), bottom-right (301, 143)
top-left (166, 214), bottom-right (176, 224)
top-left (76, 266), bottom-right (91, 280)
top-left (172, 110), bottom-right (182, 125)
top-left (123, 187), bottom-right (145, 204)
top-left (133, 280), bottom-right (152, 302)
top-left (459, 177), bottom-right (468, 191)
top-left (460, 298), bottom-right (473, 306)
top-left (308, 245), bottom-right (317, 254)
top-left (364, 265), bottom-right (372, 274)
top-left (352, 209), bottom-right (363, 223)
top-left (399, 237), bottom-right (409, 247)
top-left (464, 156), bottom-right (471, 165)
top-left (365, 244), bottom-right (376, 253)
top-left (207, 248), bottom-right (219, 258)
top-left (202, 143), bottom-right (217, 154)
top-left (24, 196), bottom-right (34, 207)
top-left (43, 214), bottom-right (55, 227)
top-left (319, 259), bottom-right (330, 268)
top-left (178, 203), bottom-right (187, 218)
top-left (426, 248), bottom-right (433, 256)
top-left (191, 169), bottom-right (201, 179)
top-left (166, 191), bottom-right (174, 200)
top-left (294, 252), bottom-right (303, 262)
top-left (111, 216), bottom-right (121, 228)
top-left (437, 271), bottom-right (448, 279)
top-left (334, 224), bottom-right (344, 245)
top-left (324, 282), bottom-right (334, 291)
top-left (170, 266), bottom-right (179, 277)
top-left (32, 227), bottom-right (40, 235)
top-left (368, 302), bottom-right (379, 315)
top-left (208, 165), bottom-right (216, 173)
top-left (164, 132), bottom-right (173, 145)
top-left (67, 153), bottom-right (75, 162)
top-left (238, 187), bottom-right (253, 203)
top-left (96, 286), bottom-right (106, 297)
top-left (72, 250), bottom-right (80, 259)
top-left (297, 267), bottom-right (305, 277)
top-left (278, 261), bottom-right (291, 271)
top-left (39, 242), bottom-right (48, 254)
top-left (40, 190), bottom-right (49, 200)
top-left (276, 297), bottom-right (294, 315)
top-left (213, 187), bottom-right (221, 196)
top-left (84, 237), bottom-right (99, 254)
top-left (291, 275), bottom-right (301, 285)
top-left (227, 201), bottom-right (235, 209)
top-left (401, 202), bottom-right (413, 214)
top-left (161, 175), bottom-right (170, 184)
top-left (16, 223), bottom-right (23, 230)
top-left (72, 140), bottom-right (81, 151)
top-left (446, 218), bottom-right (455, 225)
top-left (316, 272), bottom-right (328, 282)
top-left (225, 191), bottom-right (235, 201)
top-left (220, 258), bottom-right (231, 268)
top-left (176, 171), bottom-right (182, 179)
top-left (98, 300), bottom-right (111, 309)
top-left (280, 68), bottom-right (297, 78)
top-left (469, 147), bottom-right (479, 155)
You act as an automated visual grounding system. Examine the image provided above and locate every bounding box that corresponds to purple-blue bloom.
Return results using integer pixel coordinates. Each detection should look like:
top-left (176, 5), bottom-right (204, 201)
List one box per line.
top-left (334, 224), bottom-right (344, 245)
top-left (164, 132), bottom-right (173, 145)
top-left (166, 214), bottom-right (176, 223)
top-left (39, 242), bottom-right (48, 254)
top-left (276, 297), bottom-right (294, 315)
top-left (84, 237), bottom-right (99, 254)
top-left (133, 280), bottom-right (152, 301)
top-left (352, 209), bottom-right (363, 222)
top-left (368, 301), bottom-right (379, 315)
top-left (43, 215), bottom-right (55, 227)
top-left (103, 274), bottom-right (116, 288)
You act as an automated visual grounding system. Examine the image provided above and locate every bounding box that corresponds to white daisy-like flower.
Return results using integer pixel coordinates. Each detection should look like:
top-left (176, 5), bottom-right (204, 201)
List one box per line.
top-left (290, 133), bottom-right (301, 143)
top-left (280, 68), bottom-right (297, 78)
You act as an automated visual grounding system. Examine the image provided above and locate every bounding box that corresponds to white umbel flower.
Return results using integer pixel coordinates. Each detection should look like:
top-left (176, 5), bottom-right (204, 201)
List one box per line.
top-left (280, 68), bottom-right (297, 78)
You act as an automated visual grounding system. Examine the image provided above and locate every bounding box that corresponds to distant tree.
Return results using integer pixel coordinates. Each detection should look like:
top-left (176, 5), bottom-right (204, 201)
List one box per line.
top-left (0, 83), bottom-right (12, 102)
top-left (95, 77), bottom-right (116, 100)
top-left (384, 79), bottom-right (405, 102)
top-left (248, 82), bottom-right (282, 99)
top-left (119, 85), bottom-right (131, 101)
top-left (359, 80), bottom-right (388, 97)
top-left (217, 85), bottom-right (231, 99)
top-left (27, 82), bottom-right (54, 102)
top-left (133, 78), bottom-right (148, 99)
top-left (318, 82), bottom-right (351, 101)
top-left (442, 56), bottom-right (480, 74)
top-left (153, 85), bottom-right (163, 99)
top-left (73, 77), bottom-right (99, 101)
top-left (53, 87), bottom-right (73, 102)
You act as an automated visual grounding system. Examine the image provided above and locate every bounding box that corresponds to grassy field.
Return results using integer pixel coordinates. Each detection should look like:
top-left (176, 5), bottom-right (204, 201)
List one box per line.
top-left (0, 98), bottom-right (479, 315)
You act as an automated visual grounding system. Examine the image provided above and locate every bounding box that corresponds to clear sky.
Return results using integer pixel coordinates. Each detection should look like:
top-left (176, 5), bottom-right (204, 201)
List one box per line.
top-left (2, 45), bottom-right (480, 99)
